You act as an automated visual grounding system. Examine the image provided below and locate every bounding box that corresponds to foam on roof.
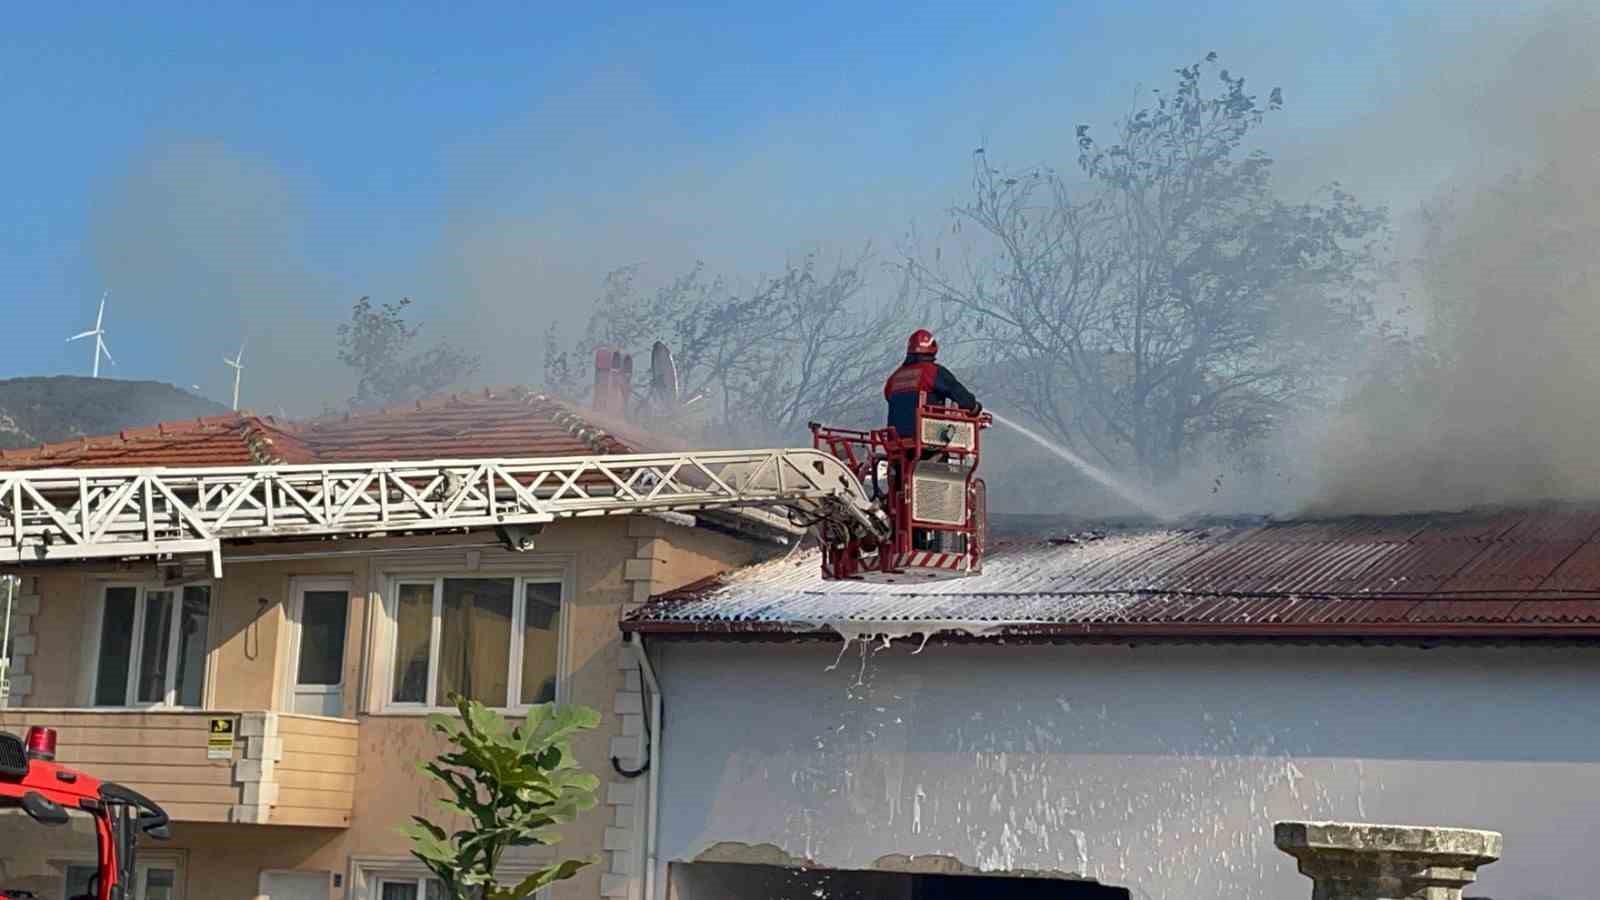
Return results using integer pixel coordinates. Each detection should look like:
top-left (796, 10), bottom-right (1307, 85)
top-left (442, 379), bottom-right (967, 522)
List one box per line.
top-left (626, 505), bottom-right (1600, 640)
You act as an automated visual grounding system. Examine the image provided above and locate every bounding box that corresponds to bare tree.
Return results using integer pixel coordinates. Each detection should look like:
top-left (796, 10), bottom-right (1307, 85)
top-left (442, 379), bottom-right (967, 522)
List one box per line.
top-left (544, 246), bottom-right (920, 445)
top-left (914, 55), bottom-right (1388, 482)
top-left (542, 262), bottom-right (776, 433)
top-left (908, 159), bottom-right (1122, 463)
top-left (338, 297), bottom-right (482, 411)
top-left (733, 248), bottom-right (916, 439)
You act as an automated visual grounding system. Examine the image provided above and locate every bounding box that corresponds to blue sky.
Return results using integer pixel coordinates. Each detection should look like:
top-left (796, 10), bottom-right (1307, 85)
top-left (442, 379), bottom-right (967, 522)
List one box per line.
top-left (0, 0), bottom-right (1519, 408)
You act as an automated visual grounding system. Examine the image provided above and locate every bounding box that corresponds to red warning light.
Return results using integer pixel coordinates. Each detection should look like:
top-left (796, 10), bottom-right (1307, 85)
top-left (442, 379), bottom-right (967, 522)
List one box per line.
top-left (24, 726), bottom-right (56, 762)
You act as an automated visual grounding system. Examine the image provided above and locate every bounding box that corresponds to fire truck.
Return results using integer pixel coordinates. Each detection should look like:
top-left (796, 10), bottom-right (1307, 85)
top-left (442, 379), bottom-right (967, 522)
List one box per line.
top-left (0, 725), bottom-right (170, 900)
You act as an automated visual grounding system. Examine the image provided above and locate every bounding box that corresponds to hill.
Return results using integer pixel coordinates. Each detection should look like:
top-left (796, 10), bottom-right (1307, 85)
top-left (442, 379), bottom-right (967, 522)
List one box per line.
top-left (0, 376), bottom-right (229, 450)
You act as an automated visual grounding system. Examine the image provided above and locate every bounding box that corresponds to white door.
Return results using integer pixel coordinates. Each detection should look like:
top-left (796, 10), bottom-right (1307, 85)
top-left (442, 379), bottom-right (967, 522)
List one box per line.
top-left (259, 869), bottom-right (331, 900)
top-left (286, 579), bottom-right (352, 717)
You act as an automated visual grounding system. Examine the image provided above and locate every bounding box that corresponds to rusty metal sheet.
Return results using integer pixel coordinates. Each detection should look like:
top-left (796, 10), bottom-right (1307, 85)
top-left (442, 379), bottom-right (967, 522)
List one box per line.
top-left (1502, 506), bottom-right (1600, 543)
top-left (1406, 599), bottom-right (1525, 622)
top-left (1346, 541), bottom-right (1486, 594)
top-left (1437, 540), bottom-right (1583, 593)
top-left (1500, 600), bottom-right (1600, 623)
top-left (1408, 510), bottom-right (1525, 543)
top-left (1543, 542), bottom-right (1600, 589)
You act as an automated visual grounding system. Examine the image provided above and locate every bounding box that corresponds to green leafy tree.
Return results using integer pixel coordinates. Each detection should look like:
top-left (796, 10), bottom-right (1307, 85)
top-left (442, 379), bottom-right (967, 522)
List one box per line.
top-left (337, 297), bottom-right (482, 411)
top-left (401, 695), bottom-right (602, 900)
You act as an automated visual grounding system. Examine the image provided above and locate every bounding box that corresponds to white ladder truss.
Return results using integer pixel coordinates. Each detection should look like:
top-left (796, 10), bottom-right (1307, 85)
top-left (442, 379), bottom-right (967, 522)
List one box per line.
top-left (0, 448), bottom-right (886, 576)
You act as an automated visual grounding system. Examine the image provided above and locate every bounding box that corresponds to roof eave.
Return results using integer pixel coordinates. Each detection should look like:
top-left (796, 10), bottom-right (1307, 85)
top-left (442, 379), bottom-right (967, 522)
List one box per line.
top-left (620, 619), bottom-right (1600, 642)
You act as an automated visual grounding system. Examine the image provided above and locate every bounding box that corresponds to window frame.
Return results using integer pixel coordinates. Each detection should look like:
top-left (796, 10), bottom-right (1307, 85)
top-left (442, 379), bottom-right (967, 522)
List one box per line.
top-left (11, 819), bottom-right (183, 899)
top-left (69, 849), bottom-right (187, 900)
top-left (88, 581), bottom-right (214, 709)
top-left (64, 861), bottom-right (100, 897)
top-left (374, 874), bottom-right (438, 900)
top-left (380, 571), bottom-right (569, 714)
top-left (349, 857), bottom-right (547, 900)
top-left (133, 851), bottom-right (188, 900)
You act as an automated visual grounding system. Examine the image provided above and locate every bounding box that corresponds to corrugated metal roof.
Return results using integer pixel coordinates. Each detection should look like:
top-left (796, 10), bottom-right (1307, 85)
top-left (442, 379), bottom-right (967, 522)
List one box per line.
top-left (627, 505), bottom-right (1600, 640)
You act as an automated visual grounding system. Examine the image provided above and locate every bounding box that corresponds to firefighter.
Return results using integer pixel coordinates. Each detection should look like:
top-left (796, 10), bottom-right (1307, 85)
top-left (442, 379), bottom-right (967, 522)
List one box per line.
top-left (884, 328), bottom-right (981, 442)
top-left (883, 329), bottom-right (980, 554)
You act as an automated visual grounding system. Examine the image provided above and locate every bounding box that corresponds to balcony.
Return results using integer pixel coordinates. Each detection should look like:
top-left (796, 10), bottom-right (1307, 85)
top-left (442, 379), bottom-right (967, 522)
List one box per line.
top-left (0, 709), bottom-right (358, 828)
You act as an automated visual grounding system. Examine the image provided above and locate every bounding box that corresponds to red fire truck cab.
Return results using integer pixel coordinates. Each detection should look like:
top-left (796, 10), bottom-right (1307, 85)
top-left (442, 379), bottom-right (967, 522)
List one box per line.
top-left (812, 401), bottom-right (991, 582)
top-left (0, 726), bottom-right (169, 900)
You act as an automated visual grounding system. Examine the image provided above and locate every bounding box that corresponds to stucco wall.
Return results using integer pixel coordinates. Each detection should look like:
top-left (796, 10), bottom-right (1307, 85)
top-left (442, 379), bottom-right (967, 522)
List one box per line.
top-left (23, 552), bottom-right (366, 711)
top-left (343, 518), bottom-right (644, 900)
top-left (635, 524), bottom-right (766, 598)
top-left (652, 640), bottom-right (1600, 900)
top-left (20, 570), bottom-right (84, 706)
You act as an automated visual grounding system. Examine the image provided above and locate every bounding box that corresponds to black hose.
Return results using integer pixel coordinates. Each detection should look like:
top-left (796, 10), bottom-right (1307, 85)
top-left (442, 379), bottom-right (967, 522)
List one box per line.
top-left (612, 756), bottom-right (649, 777)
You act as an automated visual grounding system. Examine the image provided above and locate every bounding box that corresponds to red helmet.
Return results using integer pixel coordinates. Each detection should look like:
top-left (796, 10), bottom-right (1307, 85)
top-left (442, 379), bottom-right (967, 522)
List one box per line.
top-left (906, 329), bottom-right (938, 356)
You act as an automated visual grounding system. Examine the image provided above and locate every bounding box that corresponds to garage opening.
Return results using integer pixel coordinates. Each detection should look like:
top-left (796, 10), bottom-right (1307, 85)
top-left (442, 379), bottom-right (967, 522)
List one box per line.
top-left (668, 861), bottom-right (1132, 900)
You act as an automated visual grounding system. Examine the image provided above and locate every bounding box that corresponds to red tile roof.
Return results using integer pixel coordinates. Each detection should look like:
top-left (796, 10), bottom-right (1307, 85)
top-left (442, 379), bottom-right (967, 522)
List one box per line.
top-left (0, 388), bottom-right (652, 470)
top-left (293, 389), bottom-right (646, 462)
top-left (0, 416), bottom-right (303, 470)
top-left (626, 505), bottom-right (1600, 641)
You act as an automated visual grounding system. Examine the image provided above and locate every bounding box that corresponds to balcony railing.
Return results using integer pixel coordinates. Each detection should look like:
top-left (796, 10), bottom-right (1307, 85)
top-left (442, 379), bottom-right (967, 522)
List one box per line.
top-left (0, 709), bottom-right (358, 828)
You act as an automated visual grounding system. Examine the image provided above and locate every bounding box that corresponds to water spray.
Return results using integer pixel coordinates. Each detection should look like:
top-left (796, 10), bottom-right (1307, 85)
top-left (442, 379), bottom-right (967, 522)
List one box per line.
top-left (987, 410), bottom-right (1174, 521)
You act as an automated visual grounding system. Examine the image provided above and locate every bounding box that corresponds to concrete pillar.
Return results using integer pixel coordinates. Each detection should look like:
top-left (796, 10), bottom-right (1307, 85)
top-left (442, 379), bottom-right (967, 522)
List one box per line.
top-left (1275, 821), bottom-right (1502, 900)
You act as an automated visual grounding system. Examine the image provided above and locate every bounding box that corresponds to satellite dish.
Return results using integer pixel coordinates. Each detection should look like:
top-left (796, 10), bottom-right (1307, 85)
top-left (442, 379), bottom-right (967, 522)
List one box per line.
top-left (650, 341), bottom-right (679, 411)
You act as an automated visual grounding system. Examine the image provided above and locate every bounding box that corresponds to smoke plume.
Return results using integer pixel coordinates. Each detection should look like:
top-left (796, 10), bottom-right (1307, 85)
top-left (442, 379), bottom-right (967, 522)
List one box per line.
top-left (1304, 1), bottom-right (1600, 514)
top-left (85, 140), bottom-right (347, 413)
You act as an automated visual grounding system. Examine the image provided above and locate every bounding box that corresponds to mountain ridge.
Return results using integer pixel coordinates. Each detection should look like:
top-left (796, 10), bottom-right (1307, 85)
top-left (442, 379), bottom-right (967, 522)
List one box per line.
top-left (0, 376), bottom-right (229, 450)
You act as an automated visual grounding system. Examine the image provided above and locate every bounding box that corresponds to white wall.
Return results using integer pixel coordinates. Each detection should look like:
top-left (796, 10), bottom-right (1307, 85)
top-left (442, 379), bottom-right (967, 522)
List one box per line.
top-left (653, 640), bottom-right (1600, 900)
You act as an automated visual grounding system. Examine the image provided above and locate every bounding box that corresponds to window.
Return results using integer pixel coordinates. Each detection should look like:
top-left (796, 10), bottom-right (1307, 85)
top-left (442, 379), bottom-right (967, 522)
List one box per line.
top-left (66, 864), bottom-right (98, 898)
top-left (355, 860), bottom-right (526, 900)
top-left (142, 865), bottom-right (179, 900)
top-left (288, 580), bottom-right (352, 717)
top-left (370, 875), bottom-right (485, 900)
top-left (376, 877), bottom-right (446, 900)
top-left (94, 584), bottom-right (212, 707)
top-left (297, 589), bottom-right (350, 686)
top-left (387, 576), bottom-right (562, 709)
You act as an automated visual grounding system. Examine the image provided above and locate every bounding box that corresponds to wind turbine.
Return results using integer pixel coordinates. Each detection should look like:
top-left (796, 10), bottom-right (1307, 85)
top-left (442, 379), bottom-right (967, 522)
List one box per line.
top-left (67, 292), bottom-right (115, 378)
top-left (223, 341), bottom-right (245, 412)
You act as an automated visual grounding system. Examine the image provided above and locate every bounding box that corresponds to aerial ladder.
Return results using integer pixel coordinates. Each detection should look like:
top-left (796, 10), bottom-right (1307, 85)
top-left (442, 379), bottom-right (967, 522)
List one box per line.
top-left (0, 405), bottom-right (989, 584)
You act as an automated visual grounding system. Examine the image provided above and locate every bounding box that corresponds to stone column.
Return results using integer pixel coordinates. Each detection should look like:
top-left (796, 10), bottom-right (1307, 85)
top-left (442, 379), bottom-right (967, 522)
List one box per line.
top-left (1274, 821), bottom-right (1502, 900)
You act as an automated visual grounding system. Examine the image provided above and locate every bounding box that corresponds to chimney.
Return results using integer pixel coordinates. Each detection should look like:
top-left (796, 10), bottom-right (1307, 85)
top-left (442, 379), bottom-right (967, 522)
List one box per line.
top-left (593, 348), bottom-right (633, 419)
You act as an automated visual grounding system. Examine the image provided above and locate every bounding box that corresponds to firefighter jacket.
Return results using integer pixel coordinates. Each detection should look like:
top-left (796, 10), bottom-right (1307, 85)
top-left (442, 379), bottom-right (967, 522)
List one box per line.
top-left (884, 353), bottom-right (979, 440)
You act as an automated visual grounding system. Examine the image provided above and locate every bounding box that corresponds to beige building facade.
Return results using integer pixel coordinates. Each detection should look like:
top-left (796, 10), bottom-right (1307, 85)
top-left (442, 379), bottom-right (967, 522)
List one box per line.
top-left (0, 388), bottom-right (785, 900)
top-left (3, 516), bottom-right (763, 900)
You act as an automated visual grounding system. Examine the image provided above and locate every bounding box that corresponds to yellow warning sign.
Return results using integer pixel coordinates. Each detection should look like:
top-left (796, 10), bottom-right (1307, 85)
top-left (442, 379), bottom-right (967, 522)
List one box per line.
top-left (207, 717), bottom-right (236, 759)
